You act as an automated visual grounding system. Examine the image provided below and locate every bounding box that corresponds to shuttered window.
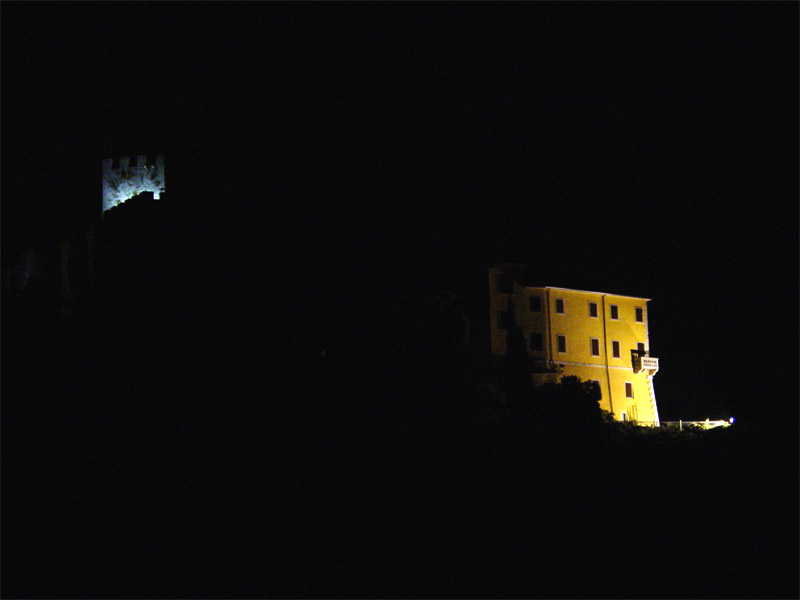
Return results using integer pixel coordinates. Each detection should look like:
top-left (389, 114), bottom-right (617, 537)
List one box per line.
top-left (498, 311), bottom-right (512, 329)
top-left (496, 274), bottom-right (513, 294)
top-left (530, 332), bottom-right (543, 352)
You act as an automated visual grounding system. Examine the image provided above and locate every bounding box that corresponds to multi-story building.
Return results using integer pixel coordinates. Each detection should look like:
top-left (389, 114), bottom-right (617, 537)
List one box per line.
top-left (489, 265), bottom-right (660, 425)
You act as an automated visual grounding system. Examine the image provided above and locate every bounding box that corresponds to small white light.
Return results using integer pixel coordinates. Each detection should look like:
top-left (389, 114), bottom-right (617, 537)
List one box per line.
top-left (729, 417), bottom-right (735, 424)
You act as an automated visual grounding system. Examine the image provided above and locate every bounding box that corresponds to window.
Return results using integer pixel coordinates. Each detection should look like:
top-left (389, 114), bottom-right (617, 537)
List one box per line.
top-left (625, 382), bottom-right (634, 398)
top-left (557, 335), bottom-right (567, 353)
top-left (612, 341), bottom-right (620, 359)
top-left (529, 295), bottom-right (541, 312)
top-left (498, 311), bottom-right (512, 330)
top-left (637, 342), bottom-right (646, 355)
top-left (635, 307), bottom-right (644, 322)
top-left (589, 302), bottom-right (598, 318)
top-left (555, 298), bottom-right (565, 314)
top-left (610, 304), bottom-right (619, 320)
top-left (496, 273), bottom-right (513, 294)
top-left (590, 338), bottom-right (600, 356)
top-left (530, 332), bottom-right (543, 352)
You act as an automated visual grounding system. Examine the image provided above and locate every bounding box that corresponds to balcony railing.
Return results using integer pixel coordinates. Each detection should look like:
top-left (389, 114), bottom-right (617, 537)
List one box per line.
top-left (633, 355), bottom-right (659, 374)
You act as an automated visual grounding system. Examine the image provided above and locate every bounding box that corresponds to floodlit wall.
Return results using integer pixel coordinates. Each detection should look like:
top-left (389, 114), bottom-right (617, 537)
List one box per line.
top-left (489, 267), bottom-right (659, 424)
top-left (102, 154), bottom-right (165, 213)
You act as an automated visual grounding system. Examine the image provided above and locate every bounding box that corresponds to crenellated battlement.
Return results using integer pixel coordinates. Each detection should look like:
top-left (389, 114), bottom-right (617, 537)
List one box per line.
top-left (102, 154), bottom-right (165, 213)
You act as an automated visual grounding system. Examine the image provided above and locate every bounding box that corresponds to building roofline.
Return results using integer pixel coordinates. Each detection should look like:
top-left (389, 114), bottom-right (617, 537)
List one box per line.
top-left (523, 285), bottom-right (651, 301)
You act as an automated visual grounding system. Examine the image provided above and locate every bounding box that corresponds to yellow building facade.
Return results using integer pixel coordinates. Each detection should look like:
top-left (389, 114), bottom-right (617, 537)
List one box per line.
top-left (489, 266), bottom-right (660, 425)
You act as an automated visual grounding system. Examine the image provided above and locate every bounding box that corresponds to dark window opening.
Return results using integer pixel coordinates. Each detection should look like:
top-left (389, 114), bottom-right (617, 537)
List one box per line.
top-left (557, 335), bottom-right (567, 353)
top-left (496, 273), bottom-right (513, 294)
top-left (591, 338), bottom-right (600, 356)
top-left (530, 295), bottom-right (541, 312)
top-left (636, 307), bottom-right (644, 322)
top-left (610, 305), bottom-right (619, 320)
top-left (589, 302), bottom-right (598, 318)
top-left (612, 341), bottom-right (620, 358)
top-left (625, 382), bottom-right (634, 398)
top-left (555, 298), bottom-right (565, 314)
top-left (530, 332), bottom-right (543, 352)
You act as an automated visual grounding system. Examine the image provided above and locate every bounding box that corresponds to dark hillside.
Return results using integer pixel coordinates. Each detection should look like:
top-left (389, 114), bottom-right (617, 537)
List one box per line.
top-left (3, 194), bottom-right (797, 596)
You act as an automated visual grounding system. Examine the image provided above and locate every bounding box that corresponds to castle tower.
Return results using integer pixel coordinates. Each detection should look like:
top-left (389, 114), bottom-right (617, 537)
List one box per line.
top-left (101, 154), bottom-right (165, 213)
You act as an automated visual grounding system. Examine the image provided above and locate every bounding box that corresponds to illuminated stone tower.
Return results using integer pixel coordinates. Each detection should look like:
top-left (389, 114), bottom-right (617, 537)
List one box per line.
top-left (101, 154), bottom-right (165, 213)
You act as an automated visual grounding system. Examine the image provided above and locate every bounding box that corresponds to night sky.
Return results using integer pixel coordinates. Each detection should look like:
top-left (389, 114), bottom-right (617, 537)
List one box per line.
top-left (3, 3), bottom-right (798, 424)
